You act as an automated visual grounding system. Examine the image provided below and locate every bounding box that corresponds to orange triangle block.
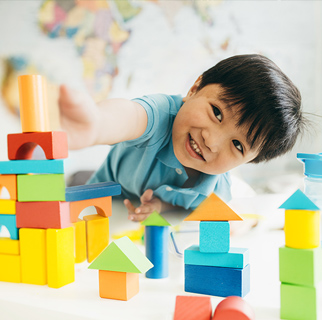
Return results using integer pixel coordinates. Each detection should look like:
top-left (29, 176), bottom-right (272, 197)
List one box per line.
top-left (184, 193), bottom-right (243, 221)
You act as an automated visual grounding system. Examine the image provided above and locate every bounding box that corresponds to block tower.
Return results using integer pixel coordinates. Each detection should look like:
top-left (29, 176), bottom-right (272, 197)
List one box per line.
top-left (0, 75), bottom-right (121, 288)
top-left (183, 193), bottom-right (250, 297)
top-left (279, 189), bottom-right (322, 320)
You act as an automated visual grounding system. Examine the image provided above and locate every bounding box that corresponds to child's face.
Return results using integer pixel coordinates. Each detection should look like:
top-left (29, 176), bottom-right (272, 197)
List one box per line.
top-left (172, 80), bottom-right (259, 175)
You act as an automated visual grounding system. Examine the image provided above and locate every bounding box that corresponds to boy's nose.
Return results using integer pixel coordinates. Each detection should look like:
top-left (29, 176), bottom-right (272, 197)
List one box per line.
top-left (202, 129), bottom-right (223, 153)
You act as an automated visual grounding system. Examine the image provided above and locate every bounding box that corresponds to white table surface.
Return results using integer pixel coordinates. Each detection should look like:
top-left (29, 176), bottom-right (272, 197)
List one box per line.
top-left (0, 194), bottom-right (321, 320)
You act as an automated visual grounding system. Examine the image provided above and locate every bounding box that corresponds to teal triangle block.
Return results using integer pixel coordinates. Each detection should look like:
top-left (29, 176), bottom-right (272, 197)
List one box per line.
top-left (88, 236), bottom-right (153, 273)
top-left (141, 211), bottom-right (171, 226)
top-left (279, 189), bottom-right (320, 210)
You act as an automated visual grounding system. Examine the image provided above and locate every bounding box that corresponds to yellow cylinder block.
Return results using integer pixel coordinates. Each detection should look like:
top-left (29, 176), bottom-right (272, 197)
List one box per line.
top-left (18, 75), bottom-right (50, 132)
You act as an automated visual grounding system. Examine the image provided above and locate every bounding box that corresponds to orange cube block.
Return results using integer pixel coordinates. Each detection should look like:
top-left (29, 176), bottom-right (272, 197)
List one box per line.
top-left (174, 295), bottom-right (212, 320)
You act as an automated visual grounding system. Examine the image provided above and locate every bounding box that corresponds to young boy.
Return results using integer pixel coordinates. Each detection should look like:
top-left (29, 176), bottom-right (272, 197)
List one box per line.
top-left (59, 54), bottom-right (304, 222)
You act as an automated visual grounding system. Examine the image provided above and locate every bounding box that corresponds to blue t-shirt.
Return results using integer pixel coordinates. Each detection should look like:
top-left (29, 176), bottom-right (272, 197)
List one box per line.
top-left (87, 94), bottom-right (231, 210)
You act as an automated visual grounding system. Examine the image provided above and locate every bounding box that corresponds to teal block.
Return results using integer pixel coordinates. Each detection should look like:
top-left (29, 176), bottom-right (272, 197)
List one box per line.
top-left (17, 174), bottom-right (65, 202)
top-left (0, 160), bottom-right (64, 174)
top-left (279, 189), bottom-right (319, 210)
top-left (184, 245), bottom-right (249, 269)
top-left (199, 221), bottom-right (230, 253)
top-left (280, 283), bottom-right (317, 320)
top-left (0, 214), bottom-right (19, 240)
top-left (279, 246), bottom-right (322, 286)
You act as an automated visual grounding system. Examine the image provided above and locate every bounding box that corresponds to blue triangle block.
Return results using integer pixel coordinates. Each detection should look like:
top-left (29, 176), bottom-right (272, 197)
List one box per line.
top-left (279, 189), bottom-right (320, 210)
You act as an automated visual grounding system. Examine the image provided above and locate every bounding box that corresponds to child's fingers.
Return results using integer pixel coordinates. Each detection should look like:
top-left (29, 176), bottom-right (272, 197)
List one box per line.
top-left (128, 212), bottom-right (150, 222)
top-left (124, 199), bottom-right (136, 214)
top-left (134, 203), bottom-right (155, 215)
top-left (140, 189), bottom-right (154, 204)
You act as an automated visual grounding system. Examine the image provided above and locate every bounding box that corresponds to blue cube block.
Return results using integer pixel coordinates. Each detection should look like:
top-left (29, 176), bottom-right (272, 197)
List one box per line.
top-left (184, 263), bottom-right (250, 298)
top-left (199, 221), bottom-right (230, 253)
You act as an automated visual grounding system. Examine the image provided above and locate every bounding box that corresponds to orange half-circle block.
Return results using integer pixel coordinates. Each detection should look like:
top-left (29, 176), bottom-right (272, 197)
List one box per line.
top-left (7, 131), bottom-right (68, 160)
top-left (184, 193), bottom-right (242, 221)
top-left (69, 196), bottom-right (112, 223)
top-left (0, 174), bottom-right (17, 200)
top-left (212, 296), bottom-right (255, 320)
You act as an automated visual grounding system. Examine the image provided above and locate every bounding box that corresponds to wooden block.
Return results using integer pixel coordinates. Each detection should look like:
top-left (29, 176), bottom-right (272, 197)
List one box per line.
top-left (284, 209), bottom-right (320, 249)
top-left (18, 74), bottom-right (50, 133)
top-left (184, 245), bottom-right (249, 269)
top-left (17, 174), bottom-right (65, 202)
top-left (280, 283), bottom-right (317, 320)
top-left (173, 295), bottom-right (212, 320)
top-left (0, 214), bottom-right (19, 240)
top-left (0, 199), bottom-right (16, 214)
top-left (141, 211), bottom-right (171, 226)
top-left (47, 227), bottom-right (75, 288)
top-left (65, 182), bottom-right (121, 202)
top-left (279, 189), bottom-right (320, 210)
top-left (200, 221), bottom-right (230, 253)
top-left (0, 238), bottom-right (19, 255)
top-left (0, 174), bottom-right (17, 199)
top-left (8, 131), bottom-right (68, 160)
top-left (0, 254), bottom-right (21, 282)
top-left (279, 246), bottom-right (322, 286)
top-left (69, 196), bottom-right (112, 223)
top-left (145, 226), bottom-right (169, 279)
top-left (212, 296), bottom-right (255, 320)
top-left (185, 264), bottom-right (250, 298)
top-left (20, 228), bottom-right (47, 285)
top-left (98, 270), bottom-right (139, 301)
top-left (73, 219), bottom-right (87, 264)
top-left (16, 201), bottom-right (70, 229)
top-left (0, 160), bottom-right (64, 175)
top-left (84, 214), bottom-right (109, 263)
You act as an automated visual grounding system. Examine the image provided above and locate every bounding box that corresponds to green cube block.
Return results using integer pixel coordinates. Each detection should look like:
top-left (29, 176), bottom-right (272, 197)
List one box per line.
top-left (280, 283), bottom-right (317, 320)
top-left (279, 246), bottom-right (322, 286)
top-left (17, 174), bottom-right (65, 202)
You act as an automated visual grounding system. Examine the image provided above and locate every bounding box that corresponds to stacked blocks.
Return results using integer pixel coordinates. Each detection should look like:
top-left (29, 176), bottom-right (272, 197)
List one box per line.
top-left (0, 75), bottom-right (121, 288)
top-left (141, 211), bottom-right (171, 279)
top-left (184, 193), bottom-right (250, 298)
top-left (88, 236), bottom-right (153, 300)
top-left (279, 189), bottom-right (322, 320)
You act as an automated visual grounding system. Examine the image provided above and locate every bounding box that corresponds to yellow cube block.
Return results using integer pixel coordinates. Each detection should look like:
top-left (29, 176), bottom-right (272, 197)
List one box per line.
top-left (285, 209), bottom-right (320, 249)
top-left (0, 254), bottom-right (21, 282)
top-left (0, 199), bottom-right (16, 214)
top-left (20, 228), bottom-right (47, 285)
top-left (73, 219), bottom-right (87, 264)
top-left (47, 227), bottom-right (75, 288)
top-left (0, 238), bottom-right (19, 255)
top-left (83, 214), bottom-right (109, 263)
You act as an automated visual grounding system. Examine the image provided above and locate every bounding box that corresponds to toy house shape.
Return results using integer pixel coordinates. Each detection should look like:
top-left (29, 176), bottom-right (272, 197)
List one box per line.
top-left (141, 211), bottom-right (171, 279)
top-left (88, 236), bottom-right (153, 300)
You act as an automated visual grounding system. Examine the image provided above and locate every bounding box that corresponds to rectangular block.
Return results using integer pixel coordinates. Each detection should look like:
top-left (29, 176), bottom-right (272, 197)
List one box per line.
top-left (0, 160), bottom-right (64, 175)
top-left (0, 174), bottom-right (17, 199)
top-left (16, 201), bottom-right (71, 229)
top-left (0, 254), bottom-right (21, 282)
top-left (84, 214), bottom-right (109, 263)
top-left (184, 264), bottom-right (250, 298)
top-left (17, 174), bottom-right (65, 202)
top-left (47, 227), bottom-right (75, 288)
top-left (65, 182), bottom-right (121, 202)
top-left (0, 238), bottom-right (20, 255)
top-left (285, 209), bottom-right (320, 249)
top-left (0, 199), bottom-right (16, 214)
top-left (20, 228), bottom-right (47, 285)
top-left (279, 246), bottom-right (322, 286)
top-left (73, 219), bottom-right (87, 264)
top-left (0, 214), bottom-right (19, 240)
top-left (184, 245), bottom-right (249, 269)
top-left (199, 221), bottom-right (230, 253)
top-left (280, 283), bottom-right (317, 320)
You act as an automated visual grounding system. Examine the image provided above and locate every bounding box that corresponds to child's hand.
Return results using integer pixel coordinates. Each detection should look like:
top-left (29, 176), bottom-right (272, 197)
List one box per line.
top-left (124, 189), bottom-right (162, 222)
top-left (58, 85), bottom-right (100, 149)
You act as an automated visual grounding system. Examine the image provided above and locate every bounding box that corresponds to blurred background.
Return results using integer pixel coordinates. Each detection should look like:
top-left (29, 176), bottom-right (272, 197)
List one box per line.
top-left (0, 0), bottom-right (321, 196)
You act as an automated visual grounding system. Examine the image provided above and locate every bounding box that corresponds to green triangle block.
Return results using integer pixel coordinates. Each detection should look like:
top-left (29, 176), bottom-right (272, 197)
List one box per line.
top-left (141, 211), bottom-right (171, 226)
top-left (279, 189), bottom-right (320, 210)
top-left (88, 236), bottom-right (153, 273)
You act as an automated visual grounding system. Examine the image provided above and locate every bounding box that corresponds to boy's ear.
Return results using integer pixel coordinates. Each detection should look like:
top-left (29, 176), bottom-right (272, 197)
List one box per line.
top-left (183, 76), bottom-right (202, 102)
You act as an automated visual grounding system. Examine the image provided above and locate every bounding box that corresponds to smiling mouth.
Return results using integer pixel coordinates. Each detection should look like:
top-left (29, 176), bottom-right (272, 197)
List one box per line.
top-left (188, 134), bottom-right (205, 161)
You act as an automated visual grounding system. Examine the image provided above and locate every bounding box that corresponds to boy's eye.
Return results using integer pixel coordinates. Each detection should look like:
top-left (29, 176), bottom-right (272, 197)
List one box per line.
top-left (212, 105), bottom-right (222, 122)
top-left (233, 140), bottom-right (243, 154)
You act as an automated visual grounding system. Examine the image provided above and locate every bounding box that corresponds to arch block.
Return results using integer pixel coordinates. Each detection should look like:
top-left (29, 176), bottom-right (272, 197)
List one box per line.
top-left (0, 214), bottom-right (19, 240)
top-left (7, 131), bottom-right (68, 160)
top-left (69, 196), bottom-right (112, 223)
top-left (0, 174), bottom-right (17, 200)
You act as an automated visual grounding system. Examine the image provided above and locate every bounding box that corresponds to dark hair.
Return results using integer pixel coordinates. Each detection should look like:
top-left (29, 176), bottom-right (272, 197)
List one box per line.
top-left (197, 54), bottom-right (304, 163)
